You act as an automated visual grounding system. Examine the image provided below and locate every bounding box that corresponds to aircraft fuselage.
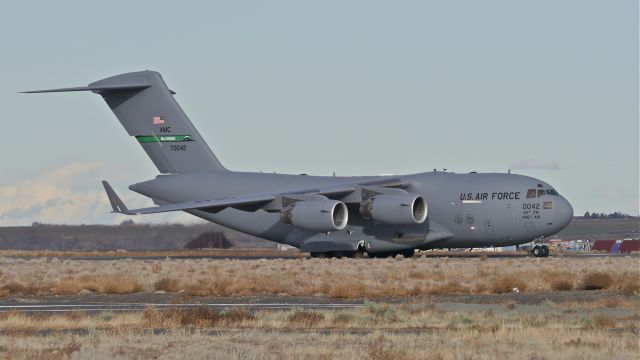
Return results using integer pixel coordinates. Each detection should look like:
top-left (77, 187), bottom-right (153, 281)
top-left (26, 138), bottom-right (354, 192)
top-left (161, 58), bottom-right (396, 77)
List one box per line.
top-left (130, 170), bottom-right (573, 254)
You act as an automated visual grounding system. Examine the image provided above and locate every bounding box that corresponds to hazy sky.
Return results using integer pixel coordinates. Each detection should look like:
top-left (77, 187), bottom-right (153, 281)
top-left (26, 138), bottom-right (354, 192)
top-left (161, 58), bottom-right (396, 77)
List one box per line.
top-left (0, 1), bottom-right (637, 225)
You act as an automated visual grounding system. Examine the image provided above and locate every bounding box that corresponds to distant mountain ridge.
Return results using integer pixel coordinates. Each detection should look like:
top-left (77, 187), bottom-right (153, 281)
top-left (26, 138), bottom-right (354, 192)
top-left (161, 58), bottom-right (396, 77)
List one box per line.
top-left (0, 223), bottom-right (273, 251)
top-left (0, 218), bottom-right (637, 251)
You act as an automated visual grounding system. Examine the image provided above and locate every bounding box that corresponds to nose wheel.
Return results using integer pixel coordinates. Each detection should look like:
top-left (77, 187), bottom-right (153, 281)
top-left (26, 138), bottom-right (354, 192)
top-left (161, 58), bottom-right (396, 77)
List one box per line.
top-left (531, 244), bottom-right (549, 257)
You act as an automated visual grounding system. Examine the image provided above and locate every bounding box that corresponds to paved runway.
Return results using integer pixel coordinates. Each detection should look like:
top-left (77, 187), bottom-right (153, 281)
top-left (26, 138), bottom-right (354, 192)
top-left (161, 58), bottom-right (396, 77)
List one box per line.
top-left (0, 302), bottom-right (363, 314)
top-left (0, 293), bottom-right (366, 314)
top-left (2, 290), bottom-right (637, 315)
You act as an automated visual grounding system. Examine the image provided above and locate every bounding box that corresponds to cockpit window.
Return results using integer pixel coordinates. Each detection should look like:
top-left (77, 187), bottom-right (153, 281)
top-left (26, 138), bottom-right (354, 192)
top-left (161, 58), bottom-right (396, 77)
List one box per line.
top-left (527, 188), bottom-right (558, 198)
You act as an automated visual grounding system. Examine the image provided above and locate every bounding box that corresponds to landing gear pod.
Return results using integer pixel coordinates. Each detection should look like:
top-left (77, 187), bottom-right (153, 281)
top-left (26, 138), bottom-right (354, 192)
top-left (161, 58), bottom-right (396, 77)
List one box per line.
top-left (281, 200), bottom-right (348, 232)
top-left (360, 194), bottom-right (427, 225)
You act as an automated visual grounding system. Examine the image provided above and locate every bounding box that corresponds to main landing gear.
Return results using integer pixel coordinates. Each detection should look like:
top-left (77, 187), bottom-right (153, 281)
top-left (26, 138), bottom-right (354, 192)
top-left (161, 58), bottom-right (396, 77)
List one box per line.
top-left (309, 242), bottom-right (367, 259)
top-left (368, 249), bottom-right (415, 259)
top-left (531, 244), bottom-right (549, 258)
top-left (310, 247), bottom-right (416, 259)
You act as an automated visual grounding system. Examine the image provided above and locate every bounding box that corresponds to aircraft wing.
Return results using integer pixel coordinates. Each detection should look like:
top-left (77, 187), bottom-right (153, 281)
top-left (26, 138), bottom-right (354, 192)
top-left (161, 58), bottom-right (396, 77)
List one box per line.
top-left (102, 181), bottom-right (276, 215)
top-left (101, 177), bottom-right (408, 215)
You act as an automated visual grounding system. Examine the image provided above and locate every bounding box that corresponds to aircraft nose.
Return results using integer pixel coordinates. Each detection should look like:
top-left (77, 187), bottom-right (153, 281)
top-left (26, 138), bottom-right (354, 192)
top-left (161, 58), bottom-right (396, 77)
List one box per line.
top-left (555, 197), bottom-right (573, 229)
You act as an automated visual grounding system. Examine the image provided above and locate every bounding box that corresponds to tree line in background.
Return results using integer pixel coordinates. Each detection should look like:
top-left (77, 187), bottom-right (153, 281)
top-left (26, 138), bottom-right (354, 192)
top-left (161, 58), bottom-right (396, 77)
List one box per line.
top-left (582, 211), bottom-right (638, 219)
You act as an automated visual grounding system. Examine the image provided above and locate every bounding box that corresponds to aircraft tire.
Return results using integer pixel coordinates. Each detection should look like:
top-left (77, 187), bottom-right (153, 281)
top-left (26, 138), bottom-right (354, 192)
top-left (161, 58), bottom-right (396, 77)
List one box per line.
top-left (541, 245), bottom-right (550, 257)
top-left (532, 246), bottom-right (542, 257)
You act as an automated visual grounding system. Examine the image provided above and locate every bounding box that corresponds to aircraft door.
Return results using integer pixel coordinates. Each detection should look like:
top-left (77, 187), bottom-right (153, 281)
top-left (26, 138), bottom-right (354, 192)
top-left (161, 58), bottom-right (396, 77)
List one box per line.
top-left (485, 219), bottom-right (494, 237)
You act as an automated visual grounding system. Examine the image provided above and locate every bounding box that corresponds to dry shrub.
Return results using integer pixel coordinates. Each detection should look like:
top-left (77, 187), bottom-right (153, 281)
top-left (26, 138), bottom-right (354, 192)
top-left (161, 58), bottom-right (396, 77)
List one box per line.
top-left (541, 269), bottom-right (577, 291)
top-left (0, 281), bottom-right (37, 296)
top-left (333, 313), bottom-right (356, 324)
top-left (0, 310), bottom-right (16, 320)
top-left (187, 278), bottom-right (232, 296)
top-left (399, 302), bottom-right (435, 315)
top-left (141, 307), bottom-right (163, 327)
top-left (63, 311), bottom-right (87, 322)
top-left (565, 338), bottom-right (598, 348)
top-left (102, 276), bottom-right (144, 294)
top-left (365, 302), bottom-right (398, 322)
top-left (49, 338), bottom-right (81, 360)
top-left (164, 307), bottom-right (220, 327)
top-left (151, 263), bottom-right (162, 274)
top-left (51, 275), bottom-right (143, 295)
top-left (620, 277), bottom-right (640, 296)
top-left (376, 284), bottom-right (412, 297)
top-left (431, 280), bottom-right (469, 294)
top-left (581, 272), bottom-right (613, 290)
top-left (406, 284), bottom-right (428, 297)
top-left (51, 278), bottom-right (88, 295)
top-left (220, 307), bottom-right (255, 323)
top-left (366, 334), bottom-right (407, 360)
top-left (154, 277), bottom-right (181, 292)
top-left (551, 279), bottom-right (574, 291)
top-left (473, 283), bottom-right (489, 294)
top-left (593, 298), bottom-right (620, 308)
top-left (287, 310), bottom-right (325, 327)
top-left (482, 310), bottom-right (494, 318)
top-left (408, 271), bottom-right (426, 280)
top-left (489, 275), bottom-right (527, 294)
top-left (592, 314), bottom-right (616, 329)
top-left (328, 281), bottom-right (366, 298)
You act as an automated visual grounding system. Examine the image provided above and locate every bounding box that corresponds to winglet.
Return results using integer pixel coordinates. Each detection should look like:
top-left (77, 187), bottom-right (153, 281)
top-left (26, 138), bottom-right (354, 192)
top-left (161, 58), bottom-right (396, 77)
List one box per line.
top-left (101, 181), bottom-right (133, 215)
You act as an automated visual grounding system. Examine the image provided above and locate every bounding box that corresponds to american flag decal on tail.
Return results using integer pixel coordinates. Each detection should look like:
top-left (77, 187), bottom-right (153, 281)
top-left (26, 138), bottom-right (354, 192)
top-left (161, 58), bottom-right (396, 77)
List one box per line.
top-left (153, 116), bottom-right (165, 125)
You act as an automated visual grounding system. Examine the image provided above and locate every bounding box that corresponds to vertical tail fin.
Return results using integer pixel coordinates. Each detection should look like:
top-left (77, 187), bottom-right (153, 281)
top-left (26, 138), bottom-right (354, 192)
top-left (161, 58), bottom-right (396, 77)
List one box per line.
top-left (25, 71), bottom-right (227, 173)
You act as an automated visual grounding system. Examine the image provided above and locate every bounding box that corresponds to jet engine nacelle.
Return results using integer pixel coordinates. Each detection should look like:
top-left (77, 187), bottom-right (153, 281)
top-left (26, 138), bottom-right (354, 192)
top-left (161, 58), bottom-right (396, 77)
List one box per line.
top-left (280, 200), bottom-right (348, 232)
top-left (360, 194), bottom-right (427, 225)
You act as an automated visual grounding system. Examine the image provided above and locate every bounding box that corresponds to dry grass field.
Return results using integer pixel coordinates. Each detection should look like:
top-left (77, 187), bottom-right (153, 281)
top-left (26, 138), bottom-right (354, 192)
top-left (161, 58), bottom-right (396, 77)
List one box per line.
top-left (0, 256), bottom-right (638, 359)
top-left (0, 303), bottom-right (638, 359)
top-left (0, 256), bottom-right (638, 298)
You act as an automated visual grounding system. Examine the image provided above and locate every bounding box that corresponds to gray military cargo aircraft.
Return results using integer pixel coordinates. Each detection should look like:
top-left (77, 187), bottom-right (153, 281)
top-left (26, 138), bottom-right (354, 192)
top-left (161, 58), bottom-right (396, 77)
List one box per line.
top-left (25, 71), bottom-right (573, 258)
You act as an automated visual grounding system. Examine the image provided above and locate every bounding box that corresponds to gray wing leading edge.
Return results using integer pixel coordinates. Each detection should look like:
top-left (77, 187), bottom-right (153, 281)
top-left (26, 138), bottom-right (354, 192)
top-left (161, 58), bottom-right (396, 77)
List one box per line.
top-left (101, 177), bottom-right (410, 216)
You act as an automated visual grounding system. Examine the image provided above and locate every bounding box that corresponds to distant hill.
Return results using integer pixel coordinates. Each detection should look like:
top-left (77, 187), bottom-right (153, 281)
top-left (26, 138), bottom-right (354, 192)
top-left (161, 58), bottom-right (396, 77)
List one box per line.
top-left (0, 223), bottom-right (274, 251)
top-left (553, 218), bottom-right (639, 241)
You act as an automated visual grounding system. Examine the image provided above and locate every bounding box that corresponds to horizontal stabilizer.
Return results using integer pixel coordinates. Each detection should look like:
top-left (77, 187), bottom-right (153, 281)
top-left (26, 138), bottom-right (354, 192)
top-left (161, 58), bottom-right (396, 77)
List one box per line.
top-left (101, 181), bottom-right (132, 215)
top-left (22, 84), bottom-right (151, 94)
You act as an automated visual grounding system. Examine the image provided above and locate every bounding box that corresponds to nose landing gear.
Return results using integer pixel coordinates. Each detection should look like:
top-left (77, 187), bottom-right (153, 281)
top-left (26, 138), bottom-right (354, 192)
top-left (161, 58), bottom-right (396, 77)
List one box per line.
top-left (531, 244), bottom-right (549, 257)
